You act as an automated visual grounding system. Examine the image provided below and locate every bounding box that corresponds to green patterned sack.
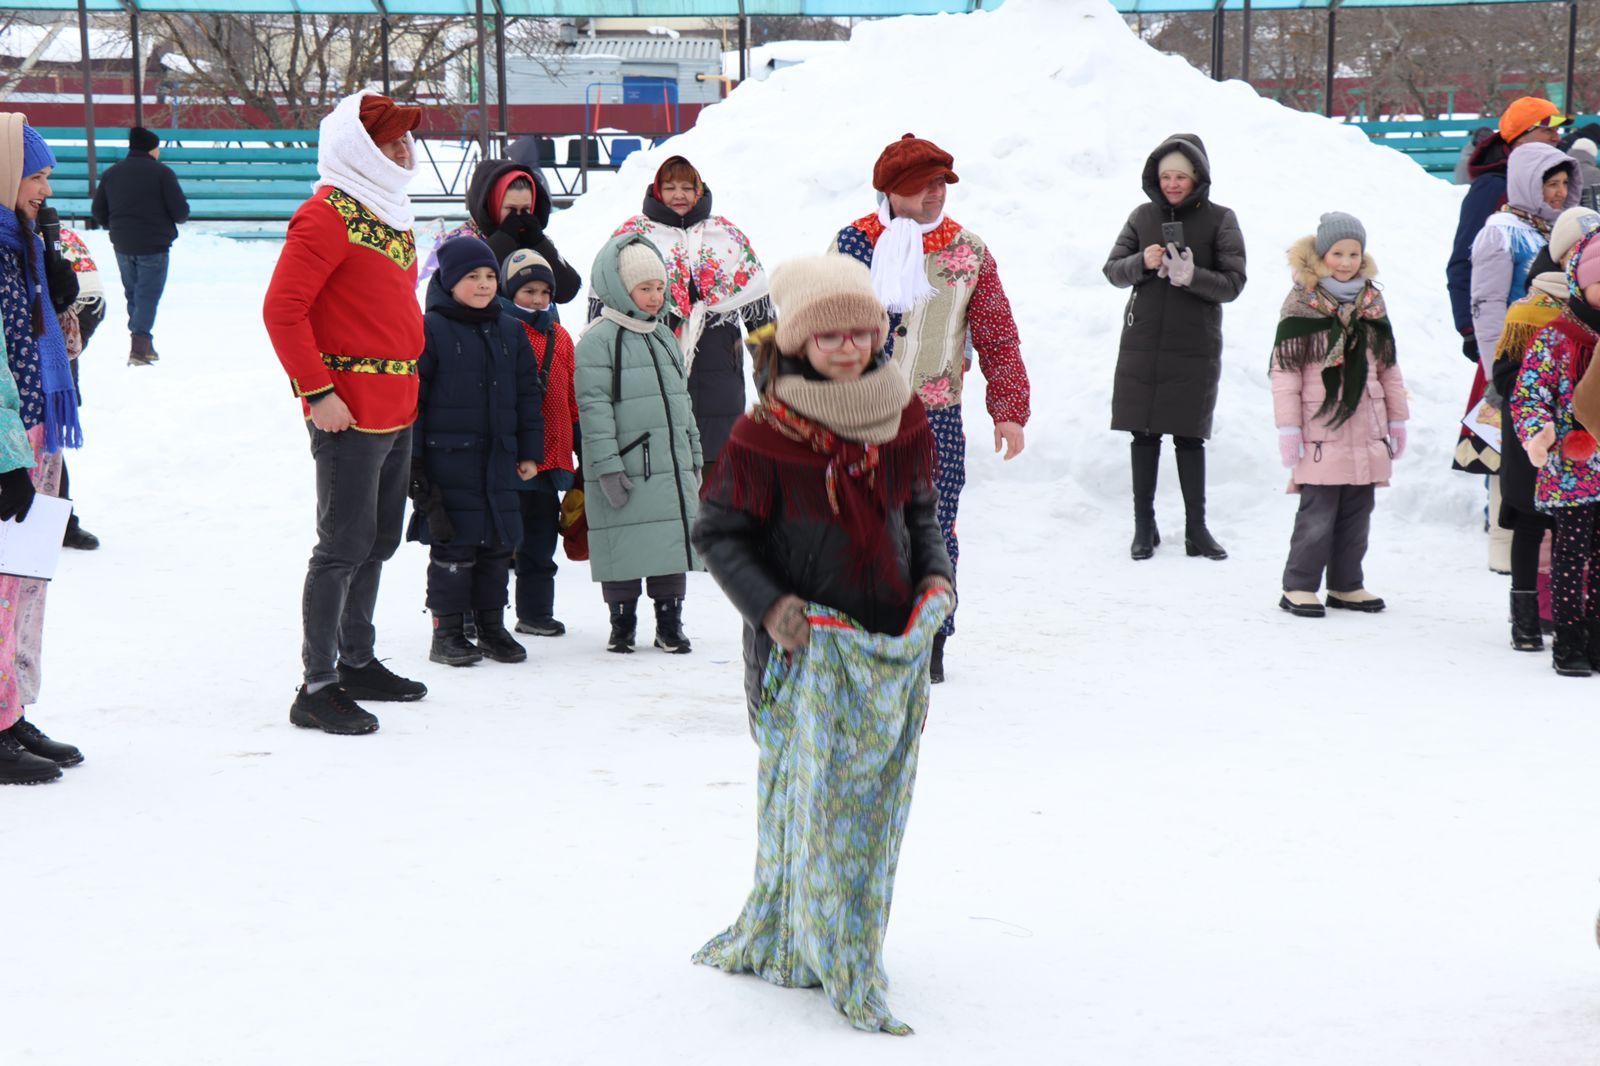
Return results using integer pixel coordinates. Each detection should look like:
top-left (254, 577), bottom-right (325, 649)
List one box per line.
top-left (694, 590), bottom-right (953, 1035)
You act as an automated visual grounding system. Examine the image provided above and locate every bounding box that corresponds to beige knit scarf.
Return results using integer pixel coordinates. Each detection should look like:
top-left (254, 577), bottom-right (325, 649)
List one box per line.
top-left (771, 364), bottom-right (911, 445)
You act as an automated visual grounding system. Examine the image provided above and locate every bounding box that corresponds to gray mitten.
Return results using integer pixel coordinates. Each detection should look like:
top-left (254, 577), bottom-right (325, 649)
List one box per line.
top-left (599, 471), bottom-right (634, 509)
top-left (1163, 243), bottom-right (1195, 288)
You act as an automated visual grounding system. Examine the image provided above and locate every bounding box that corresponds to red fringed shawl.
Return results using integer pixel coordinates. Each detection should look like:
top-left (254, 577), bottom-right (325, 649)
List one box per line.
top-left (703, 397), bottom-right (938, 596)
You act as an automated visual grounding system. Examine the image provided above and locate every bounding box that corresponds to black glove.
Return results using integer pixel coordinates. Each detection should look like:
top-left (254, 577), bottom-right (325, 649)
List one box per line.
top-left (407, 459), bottom-right (455, 543)
top-left (1462, 334), bottom-right (1480, 364)
top-left (496, 209), bottom-right (541, 248)
top-left (0, 467), bottom-right (36, 523)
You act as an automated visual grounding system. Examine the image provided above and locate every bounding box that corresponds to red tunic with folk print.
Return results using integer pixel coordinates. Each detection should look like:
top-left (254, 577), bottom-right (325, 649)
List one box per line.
top-left (263, 186), bottom-right (424, 434)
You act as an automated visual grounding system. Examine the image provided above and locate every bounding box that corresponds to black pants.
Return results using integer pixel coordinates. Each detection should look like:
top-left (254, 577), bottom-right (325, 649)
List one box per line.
top-left (601, 573), bottom-right (686, 605)
top-left (1131, 431), bottom-right (1204, 452)
top-left (514, 489), bottom-right (562, 624)
top-left (1551, 504), bottom-right (1600, 627)
top-left (301, 425), bottom-right (411, 688)
top-left (428, 540), bottom-right (514, 616)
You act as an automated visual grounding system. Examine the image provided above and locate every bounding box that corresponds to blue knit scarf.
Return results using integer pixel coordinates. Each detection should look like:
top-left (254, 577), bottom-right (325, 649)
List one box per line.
top-left (0, 210), bottom-right (81, 452)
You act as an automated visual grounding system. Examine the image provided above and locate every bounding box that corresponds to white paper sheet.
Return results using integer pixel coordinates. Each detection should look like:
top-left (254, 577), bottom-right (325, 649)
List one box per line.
top-left (0, 495), bottom-right (73, 580)
top-left (1461, 400), bottom-right (1503, 454)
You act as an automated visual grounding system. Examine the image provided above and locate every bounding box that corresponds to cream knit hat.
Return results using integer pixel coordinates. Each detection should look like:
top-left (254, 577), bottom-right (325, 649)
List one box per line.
top-left (617, 241), bottom-right (666, 294)
top-left (771, 255), bottom-right (891, 356)
top-left (1551, 205), bottom-right (1600, 261)
top-left (1157, 150), bottom-right (1195, 180)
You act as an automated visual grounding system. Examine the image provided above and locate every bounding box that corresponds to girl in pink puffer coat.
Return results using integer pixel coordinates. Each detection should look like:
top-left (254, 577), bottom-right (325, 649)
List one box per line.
top-left (1271, 213), bottom-right (1409, 618)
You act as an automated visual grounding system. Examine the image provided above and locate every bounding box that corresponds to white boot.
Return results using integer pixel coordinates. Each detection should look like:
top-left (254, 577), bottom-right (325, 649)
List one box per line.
top-left (1327, 588), bottom-right (1386, 613)
top-left (1279, 589), bottom-right (1325, 618)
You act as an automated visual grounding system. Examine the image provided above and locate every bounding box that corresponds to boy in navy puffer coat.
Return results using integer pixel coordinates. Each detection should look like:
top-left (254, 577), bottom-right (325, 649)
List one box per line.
top-left (408, 236), bottom-right (544, 666)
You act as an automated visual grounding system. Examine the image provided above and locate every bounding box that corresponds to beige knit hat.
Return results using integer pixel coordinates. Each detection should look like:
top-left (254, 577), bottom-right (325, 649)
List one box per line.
top-left (771, 255), bottom-right (890, 356)
top-left (617, 241), bottom-right (666, 294)
top-left (1157, 150), bottom-right (1195, 180)
top-left (1551, 206), bottom-right (1600, 261)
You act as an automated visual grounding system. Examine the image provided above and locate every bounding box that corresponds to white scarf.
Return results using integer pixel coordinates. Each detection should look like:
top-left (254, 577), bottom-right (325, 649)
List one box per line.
top-left (869, 199), bottom-right (942, 314)
top-left (312, 89), bottom-right (418, 231)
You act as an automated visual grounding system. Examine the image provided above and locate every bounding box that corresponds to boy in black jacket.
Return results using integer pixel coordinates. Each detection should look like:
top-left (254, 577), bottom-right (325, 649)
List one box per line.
top-left (409, 236), bottom-right (544, 666)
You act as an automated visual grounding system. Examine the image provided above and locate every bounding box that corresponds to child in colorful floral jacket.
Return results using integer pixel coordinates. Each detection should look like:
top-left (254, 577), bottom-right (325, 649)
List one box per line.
top-left (1510, 229), bottom-right (1600, 676)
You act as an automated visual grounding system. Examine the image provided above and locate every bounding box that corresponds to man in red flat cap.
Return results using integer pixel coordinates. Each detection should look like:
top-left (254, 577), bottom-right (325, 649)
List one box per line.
top-left (263, 90), bottom-right (429, 736)
top-left (831, 133), bottom-right (1030, 684)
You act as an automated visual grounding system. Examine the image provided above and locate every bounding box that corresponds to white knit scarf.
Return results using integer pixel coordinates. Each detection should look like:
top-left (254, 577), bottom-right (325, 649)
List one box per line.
top-left (869, 199), bottom-right (942, 314)
top-left (312, 89), bottom-right (418, 231)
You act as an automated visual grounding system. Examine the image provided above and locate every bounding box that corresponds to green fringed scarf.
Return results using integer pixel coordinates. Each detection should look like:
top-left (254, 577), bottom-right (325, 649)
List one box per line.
top-left (1271, 284), bottom-right (1396, 429)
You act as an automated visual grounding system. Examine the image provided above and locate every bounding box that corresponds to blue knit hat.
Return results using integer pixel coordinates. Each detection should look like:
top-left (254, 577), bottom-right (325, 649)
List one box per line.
top-left (436, 236), bottom-right (498, 292)
top-left (21, 125), bottom-right (55, 177)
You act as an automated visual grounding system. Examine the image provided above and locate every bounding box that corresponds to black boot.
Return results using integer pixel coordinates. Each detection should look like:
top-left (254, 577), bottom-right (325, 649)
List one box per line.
top-left (1553, 624), bottom-right (1594, 676)
top-left (1176, 446), bottom-right (1227, 560)
top-left (608, 600), bottom-right (638, 654)
top-left (474, 609), bottom-right (528, 663)
top-left (62, 520), bottom-right (99, 550)
top-left (337, 659), bottom-right (427, 702)
top-left (1510, 590), bottom-right (1544, 652)
top-left (6, 717), bottom-right (82, 766)
top-left (289, 685), bottom-right (379, 735)
top-left (430, 613), bottom-right (484, 666)
top-left (1130, 440), bottom-right (1160, 561)
top-left (0, 728), bottom-right (61, 784)
top-left (930, 633), bottom-right (946, 683)
top-left (653, 598), bottom-right (692, 654)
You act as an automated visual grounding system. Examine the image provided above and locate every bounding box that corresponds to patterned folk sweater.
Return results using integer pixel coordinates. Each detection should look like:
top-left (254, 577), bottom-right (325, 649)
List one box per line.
top-left (832, 214), bottom-right (1029, 426)
top-left (262, 187), bottom-right (424, 433)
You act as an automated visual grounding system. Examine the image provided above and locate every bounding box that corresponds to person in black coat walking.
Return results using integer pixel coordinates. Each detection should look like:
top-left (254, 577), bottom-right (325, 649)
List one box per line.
top-left (90, 126), bottom-right (189, 366)
top-left (408, 236), bottom-right (545, 667)
top-left (692, 255), bottom-right (953, 723)
top-left (1104, 133), bottom-right (1247, 562)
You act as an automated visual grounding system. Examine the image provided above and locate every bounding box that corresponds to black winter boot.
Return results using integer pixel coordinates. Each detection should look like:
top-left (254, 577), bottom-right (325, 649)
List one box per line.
top-left (1510, 590), bottom-right (1544, 652)
top-left (1130, 441), bottom-right (1160, 561)
top-left (0, 729), bottom-right (61, 784)
top-left (653, 598), bottom-right (692, 654)
top-left (930, 633), bottom-right (946, 683)
top-left (430, 613), bottom-right (484, 666)
top-left (608, 600), bottom-right (638, 654)
top-left (1176, 446), bottom-right (1227, 560)
top-left (474, 609), bottom-right (528, 663)
top-left (6, 717), bottom-right (82, 766)
top-left (1552, 624), bottom-right (1594, 676)
top-left (289, 685), bottom-right (379, 735)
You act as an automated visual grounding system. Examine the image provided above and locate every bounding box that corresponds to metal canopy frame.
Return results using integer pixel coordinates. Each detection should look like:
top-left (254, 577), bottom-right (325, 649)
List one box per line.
top-left (25, 0), bottom-right (1005, 196)
top-left (1123, 0), bottom-right (1582, 120)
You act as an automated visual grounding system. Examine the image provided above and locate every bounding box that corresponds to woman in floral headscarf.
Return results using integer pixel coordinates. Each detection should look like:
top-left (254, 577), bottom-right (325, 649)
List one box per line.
top-left (602, 156), bottom-right (772, 469)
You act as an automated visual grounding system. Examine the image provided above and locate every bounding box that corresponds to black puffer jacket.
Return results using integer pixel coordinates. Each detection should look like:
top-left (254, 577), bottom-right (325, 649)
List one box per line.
top-left (692, 364), bottom-right (952, 726)
top-left (90, 151), bottom-right (190, 256)
top-left (1104, 133), bottom-right (1247, 440)
top-left (408, 276), bottom-right (545, 547)
top-left (464, 158), bottom-right (581, 304)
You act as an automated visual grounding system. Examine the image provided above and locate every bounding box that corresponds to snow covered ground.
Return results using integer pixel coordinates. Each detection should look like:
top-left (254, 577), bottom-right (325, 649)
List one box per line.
top-left (10, 0), bottom-right (1600, 1062)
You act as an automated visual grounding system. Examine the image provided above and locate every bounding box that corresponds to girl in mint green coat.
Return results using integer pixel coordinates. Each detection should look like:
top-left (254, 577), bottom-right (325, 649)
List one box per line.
top-left (576, 233), bottom-right (703, 654)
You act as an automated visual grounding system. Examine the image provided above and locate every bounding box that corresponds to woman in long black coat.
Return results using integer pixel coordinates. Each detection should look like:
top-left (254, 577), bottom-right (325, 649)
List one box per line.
top-left (1104, 133), bottom-right (1247, 562)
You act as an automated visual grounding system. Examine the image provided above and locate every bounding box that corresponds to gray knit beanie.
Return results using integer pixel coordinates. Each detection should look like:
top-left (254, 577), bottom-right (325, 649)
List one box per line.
top-left (1314, 212), bottom-right (1366, 256)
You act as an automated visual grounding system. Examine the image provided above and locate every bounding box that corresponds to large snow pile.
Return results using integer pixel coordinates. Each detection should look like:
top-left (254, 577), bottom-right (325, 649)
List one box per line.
top-left (550, 0), bottom-right (1475, 528)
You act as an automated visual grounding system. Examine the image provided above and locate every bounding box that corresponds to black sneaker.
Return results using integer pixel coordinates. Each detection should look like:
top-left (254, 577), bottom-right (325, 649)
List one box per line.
top-left (0, 730), bottom-right (62, 784)
top-left (6, 717), bottom-right (83, 766)
top-left (290, 685), bottom-right (379, 735)
top-left (515, 618), bottom-right (566, 637)
top-left (337, 659), bottom-right (427, 703)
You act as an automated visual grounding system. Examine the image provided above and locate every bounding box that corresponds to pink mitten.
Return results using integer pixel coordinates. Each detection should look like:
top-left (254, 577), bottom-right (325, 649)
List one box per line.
top-left (1388, 422), bottom-right (1407, 461)
top-left (1278, 427), bottom-right (1303, 468)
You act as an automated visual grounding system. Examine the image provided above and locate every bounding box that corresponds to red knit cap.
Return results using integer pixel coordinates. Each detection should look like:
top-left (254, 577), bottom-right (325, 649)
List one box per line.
top-left (359, 94), bottom-right (422, 145)
top-left (872, 133), bottom-right (959, 196)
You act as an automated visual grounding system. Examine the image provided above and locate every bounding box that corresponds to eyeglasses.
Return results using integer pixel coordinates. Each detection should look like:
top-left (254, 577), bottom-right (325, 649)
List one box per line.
top-left (812, 329), bottom-right (879, 353)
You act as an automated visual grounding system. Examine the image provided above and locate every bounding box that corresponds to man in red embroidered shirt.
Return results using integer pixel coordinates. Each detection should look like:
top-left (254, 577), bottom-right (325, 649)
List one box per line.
top-left (263, 91), bottom-right (428, 735)
top-left (831, 134), bottom-right (1030, 684)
